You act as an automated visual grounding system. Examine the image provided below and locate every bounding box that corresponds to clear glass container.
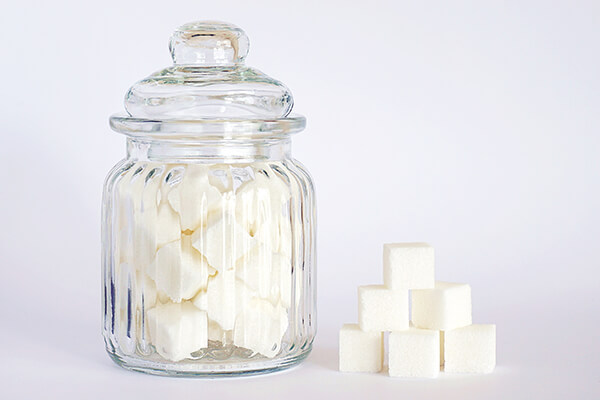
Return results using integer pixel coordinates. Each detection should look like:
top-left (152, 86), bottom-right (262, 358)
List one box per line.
top-left (101, 21), bottom-right (316, 377)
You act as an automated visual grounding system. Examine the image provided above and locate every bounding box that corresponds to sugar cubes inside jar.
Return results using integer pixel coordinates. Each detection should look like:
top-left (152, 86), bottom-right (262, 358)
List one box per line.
top-left (102, 21), bottom-right (316, 376)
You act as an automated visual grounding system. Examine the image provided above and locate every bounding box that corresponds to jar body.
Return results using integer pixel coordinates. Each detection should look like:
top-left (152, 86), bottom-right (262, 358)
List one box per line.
top-left (101, 139), bottom-right (316, 376)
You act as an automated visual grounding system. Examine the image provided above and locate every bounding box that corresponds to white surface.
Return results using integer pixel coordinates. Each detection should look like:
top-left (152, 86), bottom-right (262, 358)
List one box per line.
top-left (1, 0), bottom-right (599, 398)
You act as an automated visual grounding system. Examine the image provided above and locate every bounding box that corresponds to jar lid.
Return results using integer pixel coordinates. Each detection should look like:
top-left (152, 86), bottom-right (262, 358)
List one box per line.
top-left (109, 21), bottom-right (305, 139)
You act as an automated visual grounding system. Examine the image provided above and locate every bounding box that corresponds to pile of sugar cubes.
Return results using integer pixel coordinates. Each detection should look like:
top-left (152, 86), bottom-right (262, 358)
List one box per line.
top-left (339, 243), bottom-right (496, 378)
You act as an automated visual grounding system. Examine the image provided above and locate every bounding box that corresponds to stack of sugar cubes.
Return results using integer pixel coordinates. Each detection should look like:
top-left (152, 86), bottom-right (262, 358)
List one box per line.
top-left (339, 243), bottom-right (496, 378)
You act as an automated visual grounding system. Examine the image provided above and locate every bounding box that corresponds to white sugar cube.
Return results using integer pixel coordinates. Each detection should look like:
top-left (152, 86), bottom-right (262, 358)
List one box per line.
top-left (389, 328), bottom-right (440, 378)
top-left (115, 265), bottom-right (156, 355)
top-left (444, 324), bottom-right (496, 373)
top-left (273, 252), bottom-right (294, 309)
top-left (191, 289), bottom-right (207, 311)
top-left (235, 165), bottom-right (291, 237)
top-left (205, 271), bottom-right (236, 330)
top-left (254, 215), bottom-right (295, 260)
top-left (139, 166), bottom-right (181, 266)
top-left (154, 203), bottom-right (182, 248)
top-left (192, 282), bottom-right (276, 348)
top-left (235, 244), bottom-right (292, 307)
top-left (411, 281), bottom-right (472, 330)
top-left (383, 243), bottom-right (434, 289)
top-left (207, 165), bottom-right (234, 192)
top-left (233, 298), bottom-right (289, 357)
top-left (358, 285), bottom-right (409, 332)
top-left (114, 171), bottom-right (137, 267)
top-left (208, 320), bottom-right (232, 344)
top-left (250, 220), bottom-right (299, 309)
top-left (440, 330), bottom-right (445, 366)
top-left (167, 164), bottom-right (223, 232)
top-left (235, 164), bottom-right (295, 260)
top-left (147, 301), bottom-right (208, 362)
top-left (148, 235), bottom-right (216, 302)
top-left (116, 263), bottom-right (157, 312)
top-left (191, 211), bottom-right (255, 272)
top-left (141, 165), bottom-right (166, 213)
top-left (193, 291), bottom-right (234, 345)
top-left (339, 324), bottom-right (383, 373)
top-left (204, 269), bottom-right (255, 330)
top-left (157, 290), bottom-right (170, 304)
top-left (114, 164), bottom-right (181, 270)
top-left (157, 165), bottom-right (184, 206)
top-left (235, 244), bottom-right (275, 300)
top-left (115, 164), bottom-right (144, 229)
top-left (115, 226), bottom-right (133, 267)
top-left (131, 202), bottom-right (181, 272)
top-left (115, 308), bottom-right (137, 356)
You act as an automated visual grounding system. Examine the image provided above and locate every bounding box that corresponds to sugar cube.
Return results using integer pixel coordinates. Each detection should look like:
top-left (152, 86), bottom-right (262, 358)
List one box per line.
top-left (114, 264), bottom-right (157, 355)
top-left (115, 164), bottom-right (181, 271)
top-left (129, 202), bottom-right (182, 273)
top-left (147, 235), bottom-right (216, 302)
top-left (191, 289), bottom-right (208, 311)
top-left (358, 285), bottom-right (409, 332)
top-left (204, 269), bottom-right (255, 330)
top-left (116, 262), bottom-right (157, 314)
top-left (444, 324), bottom-right (496, 373)
top-left (167, 164), bottom-right (223, 232)
top-left (235, 244), bottom-right (292, 307)
top-left (235, 244), bottom-right (277, 300)
top-left (411, 281), bottom-right (472, 330)
top-left (339, 324), bottom-right (383, 373)
top-left (383, 243), bottom-right (434, 289)
top-left (233, 298), bottom-right (289, 357)
top-left (207, 319), bottom-right (232, 344)
top-left (207, 165), bottom-right (234, 192)
top-left (389, 328), bottom-right (440, 378)
top-left (191, 211), bottom-right (255, 272)
top-left (191, 289), bottom-right (232, 345)
top-left (235, 165), bottom-right (291, 237)
top-left (440, 330), bottom-right (445, 366)
top-left (147, 301), bottom-right (208, 362)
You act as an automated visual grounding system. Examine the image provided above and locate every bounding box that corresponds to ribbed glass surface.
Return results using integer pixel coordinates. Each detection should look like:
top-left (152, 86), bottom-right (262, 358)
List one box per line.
top-left (101, 158), bottom-right (316, 376)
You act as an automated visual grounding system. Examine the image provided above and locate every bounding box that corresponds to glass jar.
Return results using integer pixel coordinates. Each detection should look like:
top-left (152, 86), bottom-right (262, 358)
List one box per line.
top-left (101, 21), bottom-right (316, 377)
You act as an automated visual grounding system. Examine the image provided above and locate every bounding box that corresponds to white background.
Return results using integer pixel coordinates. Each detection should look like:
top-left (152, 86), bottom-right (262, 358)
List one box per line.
top-left (1, 0), bottom-right (598, 398)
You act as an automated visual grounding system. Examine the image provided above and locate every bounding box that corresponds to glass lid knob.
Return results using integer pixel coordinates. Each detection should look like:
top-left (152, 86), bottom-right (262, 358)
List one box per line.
top-left (169, 21), bottom-right (250, 66)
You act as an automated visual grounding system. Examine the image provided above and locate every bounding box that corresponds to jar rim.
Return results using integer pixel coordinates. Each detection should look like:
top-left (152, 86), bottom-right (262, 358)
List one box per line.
top-left (109, 113), bottom-right (306, 140)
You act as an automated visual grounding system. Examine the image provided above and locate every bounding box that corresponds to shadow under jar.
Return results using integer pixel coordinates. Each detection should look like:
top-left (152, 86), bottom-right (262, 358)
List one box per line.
top-left (101, 21), bottom-right (316, 377)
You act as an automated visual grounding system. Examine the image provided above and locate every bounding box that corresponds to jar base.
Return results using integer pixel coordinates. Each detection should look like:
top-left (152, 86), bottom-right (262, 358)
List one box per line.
top-left (106, 346), bottom-right (312, 377)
